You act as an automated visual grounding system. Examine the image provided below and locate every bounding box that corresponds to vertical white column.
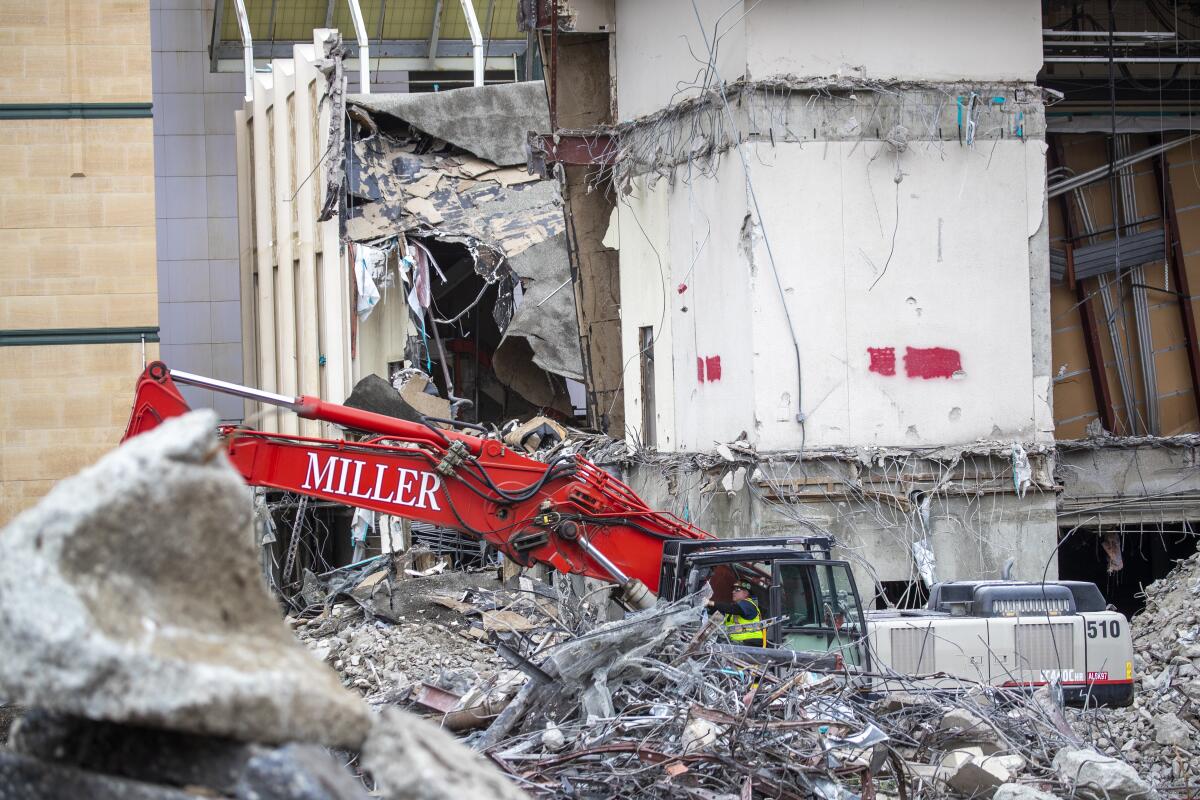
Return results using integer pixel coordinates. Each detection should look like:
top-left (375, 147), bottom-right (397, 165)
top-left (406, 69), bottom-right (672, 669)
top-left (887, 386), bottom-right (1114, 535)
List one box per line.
top-left (234, 107), bottom-right (257, 421)
top-left (251, 73), bottom-right (278, 431)
top-left (294, 45), bottom-right (321, 437)
top-left (314, 30), bottom-right (350, 420)
top-left (271, 60), bottom-right (299, 436)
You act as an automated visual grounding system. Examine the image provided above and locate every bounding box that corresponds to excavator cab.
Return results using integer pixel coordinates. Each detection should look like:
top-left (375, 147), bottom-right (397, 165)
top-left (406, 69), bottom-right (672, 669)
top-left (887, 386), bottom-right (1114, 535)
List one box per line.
top-left (659, 537), bottom-right (871, 669)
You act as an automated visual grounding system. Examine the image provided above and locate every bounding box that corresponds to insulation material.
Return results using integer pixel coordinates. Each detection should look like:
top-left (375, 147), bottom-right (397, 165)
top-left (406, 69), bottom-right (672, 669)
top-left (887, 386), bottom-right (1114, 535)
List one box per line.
top-left (342, 84), bottom-right (584, 408)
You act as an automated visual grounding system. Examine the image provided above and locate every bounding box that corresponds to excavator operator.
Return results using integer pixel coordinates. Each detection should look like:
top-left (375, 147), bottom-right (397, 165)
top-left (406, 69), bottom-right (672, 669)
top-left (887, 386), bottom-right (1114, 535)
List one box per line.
top-left (706, 580), bottom-right (767, 647)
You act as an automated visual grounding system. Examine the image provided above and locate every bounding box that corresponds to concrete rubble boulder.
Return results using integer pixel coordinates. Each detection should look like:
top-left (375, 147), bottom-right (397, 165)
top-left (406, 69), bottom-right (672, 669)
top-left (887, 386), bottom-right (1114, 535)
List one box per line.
top-left (4, 711), bottom-right (367, 800)
top-left (0, 411), bottom-right (532, 799)
top-left (0, 412), bottom-right (371, 749)
top-left (1152, 712), bottom-right (1192, 747)
top-left (1053, 747), bottom-right (1157, 800)
top-left (993, 784), bottom-right (1061, 800)
top-left (363, 710), bottom-right (528, 800)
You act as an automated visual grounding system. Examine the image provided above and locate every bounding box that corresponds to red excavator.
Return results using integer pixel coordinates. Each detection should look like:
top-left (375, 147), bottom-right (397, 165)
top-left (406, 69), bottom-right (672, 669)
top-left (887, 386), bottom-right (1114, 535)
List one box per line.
top-left (123, 362), bottom-right (1135, 706)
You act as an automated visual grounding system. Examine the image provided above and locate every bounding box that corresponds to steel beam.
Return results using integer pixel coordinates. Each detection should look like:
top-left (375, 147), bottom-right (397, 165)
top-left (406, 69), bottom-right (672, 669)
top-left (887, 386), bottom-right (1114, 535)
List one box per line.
top-left (1152, 145), bottom-right (1200, 422)
top-left (211, 40), bottom-right (526, 61)
top-left (210, 0), bottom-right (226, 74)
top-left (1051, 142), bottom-right (1117, 434)
top-left (528, 132), bottom-right (616, 167)
top-left (428, 0), bottom-right (444, 61)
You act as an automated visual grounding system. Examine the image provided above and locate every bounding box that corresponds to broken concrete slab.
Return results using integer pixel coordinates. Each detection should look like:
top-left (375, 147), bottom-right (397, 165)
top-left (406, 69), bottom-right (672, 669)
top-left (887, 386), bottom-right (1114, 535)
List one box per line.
top-left (1152, 712), bottom-right (1192, 747)
top-left (342, 373), bottom-right (425, 424)
top-left (9, 710), bottom-right (258, 794)
top-left (993, 784), bottom-right (1061, 800)
top-left (362, 709), bottom-right (528, 800)
top-left (1052, 747), bottom-right (1157, 800)
top-left (234, 744), bottom-right (369, 800)
top-left (0, 412), bottom-right (371, 749)
top-left (349, 82), bottom-right (549, 166)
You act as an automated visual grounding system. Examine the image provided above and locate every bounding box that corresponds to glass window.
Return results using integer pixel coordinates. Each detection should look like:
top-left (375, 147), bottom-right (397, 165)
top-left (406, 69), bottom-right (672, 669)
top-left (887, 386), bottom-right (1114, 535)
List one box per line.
top-left (778, 562), bottom-right (862, 633)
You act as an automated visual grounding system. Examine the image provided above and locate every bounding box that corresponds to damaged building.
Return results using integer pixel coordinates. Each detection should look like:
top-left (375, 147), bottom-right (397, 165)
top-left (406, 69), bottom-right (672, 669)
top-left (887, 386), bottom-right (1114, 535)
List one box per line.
top-left (520, 0), bottom-right (1200, 614)
top-left (222, 0), bottom-right (1200, 614)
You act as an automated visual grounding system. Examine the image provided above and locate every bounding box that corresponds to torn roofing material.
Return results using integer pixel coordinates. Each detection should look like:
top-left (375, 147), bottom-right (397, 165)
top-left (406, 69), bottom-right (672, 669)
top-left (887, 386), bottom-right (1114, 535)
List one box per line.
top-left (348, 81), bottom-right (550, 167)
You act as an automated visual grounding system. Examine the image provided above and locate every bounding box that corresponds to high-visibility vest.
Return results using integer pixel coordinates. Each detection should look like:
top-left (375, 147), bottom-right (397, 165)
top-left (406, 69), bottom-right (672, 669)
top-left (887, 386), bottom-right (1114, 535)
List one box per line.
top-left (723, 598), bottom-right (767, 645)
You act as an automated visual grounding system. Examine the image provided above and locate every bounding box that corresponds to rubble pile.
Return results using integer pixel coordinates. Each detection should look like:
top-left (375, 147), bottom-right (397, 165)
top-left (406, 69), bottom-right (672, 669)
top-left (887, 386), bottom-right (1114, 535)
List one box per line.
top-left (292, 568), bottom-right (556, 708)
top-left (455, 593), bottom-right (1151, 800)
top-left (0, 409), bottom-right (1168, 798)
top-left (1080, 550), bottom-right (1200, 784)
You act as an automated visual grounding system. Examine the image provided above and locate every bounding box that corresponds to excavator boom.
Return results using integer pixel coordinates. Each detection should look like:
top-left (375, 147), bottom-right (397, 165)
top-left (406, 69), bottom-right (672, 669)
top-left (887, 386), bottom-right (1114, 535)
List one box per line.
top-left (123, 362), bottom-right (713, 601)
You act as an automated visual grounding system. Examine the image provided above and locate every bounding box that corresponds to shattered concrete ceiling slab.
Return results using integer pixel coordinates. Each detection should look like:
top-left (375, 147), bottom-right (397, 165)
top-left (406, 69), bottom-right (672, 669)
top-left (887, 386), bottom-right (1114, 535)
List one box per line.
top-left (348, 81), bottom-right (550, 167)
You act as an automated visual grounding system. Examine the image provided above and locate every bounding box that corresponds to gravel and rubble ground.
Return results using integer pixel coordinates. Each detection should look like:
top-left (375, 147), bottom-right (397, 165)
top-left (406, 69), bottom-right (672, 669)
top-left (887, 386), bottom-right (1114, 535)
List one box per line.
top-left (1071, 549), bottom-right (1200, 789)
top-left (294, 559), bottom-right (1165, 800)
top-left (291, 567), bottom-right (534, 708)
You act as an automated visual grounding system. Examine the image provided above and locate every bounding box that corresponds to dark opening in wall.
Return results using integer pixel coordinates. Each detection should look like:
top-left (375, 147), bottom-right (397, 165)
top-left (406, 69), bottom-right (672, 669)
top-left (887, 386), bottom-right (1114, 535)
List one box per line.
top-left (1057, 523), bottom-right (1199, 618)
top-left (876, 580), bottom-right (929, 610)
top-left (262, 495), bottom-right (354, 608)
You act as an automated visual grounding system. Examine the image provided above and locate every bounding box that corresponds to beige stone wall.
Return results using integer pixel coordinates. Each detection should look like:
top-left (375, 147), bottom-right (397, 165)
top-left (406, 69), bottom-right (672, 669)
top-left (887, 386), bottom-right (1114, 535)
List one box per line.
top-left (0, 119), bottom-right (157, 328)
top-left (0, 342), bottom-right (159, 526)
top-left (0, 0), bottom-right (152, 104)
top-left (0, 1), bottom-right (157, 525)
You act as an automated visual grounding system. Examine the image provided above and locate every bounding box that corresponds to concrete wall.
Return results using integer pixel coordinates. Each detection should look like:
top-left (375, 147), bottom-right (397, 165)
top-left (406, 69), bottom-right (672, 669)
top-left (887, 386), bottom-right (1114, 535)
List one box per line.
top-left (152, 0), bottom-right (245, 420)
top-left (1058, 441), bottom-right (1200, 526)
top-left (614, 0), bottom-right (746, 120)
top-left (619, 137), bottom-right (1050, 452)
top-left (745, 0), bottom-right (1043, 84)
top-left (613, 0), bottom-right (1042, 121)
top-left (0, 0), bottom-right (158, 525)
top-left (623, 454), bottom-right (1059, 600)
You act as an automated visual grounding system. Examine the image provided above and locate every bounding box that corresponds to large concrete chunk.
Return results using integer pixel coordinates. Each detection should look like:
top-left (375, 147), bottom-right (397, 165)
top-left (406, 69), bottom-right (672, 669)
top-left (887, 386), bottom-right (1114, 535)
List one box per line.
top-left (1053, 747), bottom-right (1157, 800)
top-left (0, 413), bottom-right (371, 748)
top-left (362, 709), bottom-right (528, 800)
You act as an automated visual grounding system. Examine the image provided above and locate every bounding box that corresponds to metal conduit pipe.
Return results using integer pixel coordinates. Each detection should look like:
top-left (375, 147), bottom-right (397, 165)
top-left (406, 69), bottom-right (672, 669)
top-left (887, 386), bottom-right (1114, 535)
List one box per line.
top-left (459, 0), bottom-right (485, 87)
top-left (1116, 134), bottom-right (1160, 434)
top-left (233, 0), bottom-right (253, 101)
top-left (1074, 186), bottom-right (1140, 434)
top-left (1049, 135), bottom-right (1198, 198)
top-left (347, 0), bottom-right (370, 93)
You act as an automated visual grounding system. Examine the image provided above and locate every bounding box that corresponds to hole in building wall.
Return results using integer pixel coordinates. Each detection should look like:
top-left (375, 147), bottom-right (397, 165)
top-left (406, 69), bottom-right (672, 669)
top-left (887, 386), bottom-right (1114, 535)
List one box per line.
top-left (1057, 523), bottom-right (1199, 618)
top-left (875, 580), bottom-right (930, 610)
top-left (401, 236), bottom-right (580, 426)
top-left (261, 497), bottom-right (354, 606)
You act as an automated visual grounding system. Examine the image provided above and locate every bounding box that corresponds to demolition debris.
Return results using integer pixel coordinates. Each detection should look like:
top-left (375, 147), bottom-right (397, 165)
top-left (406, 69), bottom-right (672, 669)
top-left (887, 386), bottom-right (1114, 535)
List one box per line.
top-left (0, 410), bottom-right (1178, 799)
top-left (1077, 546), bottom-right (1200, 785)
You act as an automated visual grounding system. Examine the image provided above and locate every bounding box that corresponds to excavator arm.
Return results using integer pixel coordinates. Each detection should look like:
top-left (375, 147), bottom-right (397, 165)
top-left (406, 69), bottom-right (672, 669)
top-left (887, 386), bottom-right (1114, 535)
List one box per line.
top-left (123, 362), bottom-right (713, 605)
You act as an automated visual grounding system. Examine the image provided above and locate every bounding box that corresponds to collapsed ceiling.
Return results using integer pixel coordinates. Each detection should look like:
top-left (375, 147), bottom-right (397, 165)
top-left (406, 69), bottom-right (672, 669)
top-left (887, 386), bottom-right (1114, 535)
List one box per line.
top-left (340, 81), bottom-right (584, 417)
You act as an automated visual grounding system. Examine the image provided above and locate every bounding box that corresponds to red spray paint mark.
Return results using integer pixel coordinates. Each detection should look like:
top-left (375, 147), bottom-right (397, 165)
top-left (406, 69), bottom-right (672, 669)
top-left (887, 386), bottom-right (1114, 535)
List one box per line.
top-left (904, 347), bottom-right (962, 379)
top-left (677, 283), bottom-right (688, 294)
top-left (867, 347), bottom-right (896, 376)
top-left (697, 355), bottom-right (723, 383)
